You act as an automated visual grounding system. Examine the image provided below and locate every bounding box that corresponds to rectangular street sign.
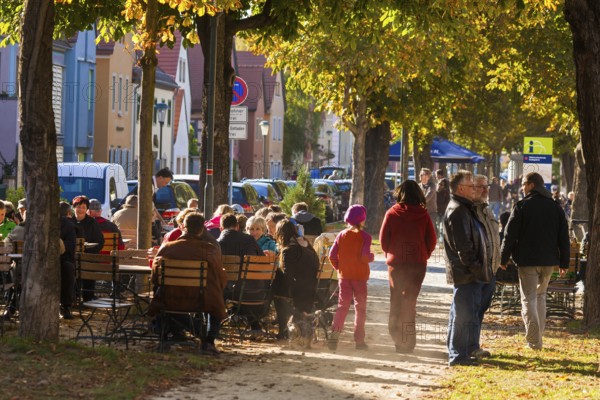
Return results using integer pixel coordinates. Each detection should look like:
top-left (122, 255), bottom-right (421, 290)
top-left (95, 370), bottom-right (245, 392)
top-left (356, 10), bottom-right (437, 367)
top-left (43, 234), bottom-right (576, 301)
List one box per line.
top-left (229, 123), bottom-right (247, 140)
top-left (230, 106), bottom-right (248, 123)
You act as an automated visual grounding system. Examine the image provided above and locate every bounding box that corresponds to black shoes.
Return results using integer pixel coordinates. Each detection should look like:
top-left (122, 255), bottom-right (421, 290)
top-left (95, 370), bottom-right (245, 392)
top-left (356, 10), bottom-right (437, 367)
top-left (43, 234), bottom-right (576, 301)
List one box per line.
top-left (201, 342), bottom-right (221, 357)
top-left (60, 306), bottom-right (74, 320)
top-left (448, 357), bottom-right (478, 367)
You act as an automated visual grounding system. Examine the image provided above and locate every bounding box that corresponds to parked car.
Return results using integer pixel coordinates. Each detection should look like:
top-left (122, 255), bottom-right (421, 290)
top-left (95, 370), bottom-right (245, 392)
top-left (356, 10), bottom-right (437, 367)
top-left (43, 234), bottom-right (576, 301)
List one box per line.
top-left (127, 180), bottom-right (137, 193)
top-left (231, 182), bottom-right (262, 215)
top-left (153, 181), bottom-right (198, 222)
top-left (173, 174), bottom-right (201, 197)
top-left (312, 180), bottom-right (340, 222)
top-left (333, 179), bottom-right (352, 216)
top-left (244, 178), bottom-right (289, 200)
top-left (58, 162), bottom-right (129, 218)
top-left (245, 181), bottom-right (281, 206)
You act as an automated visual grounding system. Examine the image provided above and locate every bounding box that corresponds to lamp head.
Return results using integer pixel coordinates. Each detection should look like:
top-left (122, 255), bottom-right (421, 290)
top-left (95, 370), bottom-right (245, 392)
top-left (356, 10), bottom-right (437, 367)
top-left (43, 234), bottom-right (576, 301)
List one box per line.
top-left (154, 102), bottom-right (169, 124)
top-left (259, 119), bottom-right (270, 136)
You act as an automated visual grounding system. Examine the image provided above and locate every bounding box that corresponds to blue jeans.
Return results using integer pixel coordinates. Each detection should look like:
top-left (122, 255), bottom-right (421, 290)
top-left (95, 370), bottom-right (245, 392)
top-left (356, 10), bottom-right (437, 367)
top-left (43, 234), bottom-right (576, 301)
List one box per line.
top-left (447, 281), bottom-right (484, 364)
top-left (472, 277), bottom-right (496, 354)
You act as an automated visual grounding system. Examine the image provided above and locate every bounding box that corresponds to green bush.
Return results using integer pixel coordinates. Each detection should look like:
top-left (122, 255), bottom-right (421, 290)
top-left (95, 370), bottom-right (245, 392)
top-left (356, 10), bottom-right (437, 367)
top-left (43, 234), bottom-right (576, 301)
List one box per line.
top-left (5, 186), bottom-right (25, 206)
top-left (279, 166), bottom-right (326, 225)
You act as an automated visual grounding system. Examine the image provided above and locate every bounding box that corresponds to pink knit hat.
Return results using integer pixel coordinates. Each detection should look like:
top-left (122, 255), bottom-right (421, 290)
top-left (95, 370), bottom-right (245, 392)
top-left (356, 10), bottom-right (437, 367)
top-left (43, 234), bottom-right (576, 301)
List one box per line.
top-left (344, 204), bottom-right (366, 226)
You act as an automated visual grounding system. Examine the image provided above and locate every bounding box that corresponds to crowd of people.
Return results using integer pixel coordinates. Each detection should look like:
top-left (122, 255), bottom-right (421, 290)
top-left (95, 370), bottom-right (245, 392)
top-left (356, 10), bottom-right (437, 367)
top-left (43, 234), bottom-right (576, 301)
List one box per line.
top-left (0, 166), bottom-right (572, 364)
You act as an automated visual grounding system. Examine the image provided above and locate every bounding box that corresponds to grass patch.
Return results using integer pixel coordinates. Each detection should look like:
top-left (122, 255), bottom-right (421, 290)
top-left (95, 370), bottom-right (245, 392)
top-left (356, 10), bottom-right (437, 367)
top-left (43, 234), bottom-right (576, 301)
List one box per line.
top-left (371, 238), bottom-right (385, 257)
top-left (430, 325), bottom-right (600, 399)
top-left (0, 336), bottom-right (220, 399)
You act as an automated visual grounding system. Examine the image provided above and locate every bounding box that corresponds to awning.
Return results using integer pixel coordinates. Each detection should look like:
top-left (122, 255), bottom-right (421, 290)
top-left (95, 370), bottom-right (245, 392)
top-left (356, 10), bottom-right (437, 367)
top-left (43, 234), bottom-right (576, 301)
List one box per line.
top-left (389, 141), bottom-right (402, 162)
top-left (430, 137), bottom-right (485, 163)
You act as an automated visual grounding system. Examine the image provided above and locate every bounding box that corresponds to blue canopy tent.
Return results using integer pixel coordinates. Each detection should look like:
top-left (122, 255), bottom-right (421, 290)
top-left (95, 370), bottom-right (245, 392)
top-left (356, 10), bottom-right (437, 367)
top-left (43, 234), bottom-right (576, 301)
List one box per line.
top-left (389, 141), bottom-right (402, 162)
top-left (430, 137), bottom-right (485, 163)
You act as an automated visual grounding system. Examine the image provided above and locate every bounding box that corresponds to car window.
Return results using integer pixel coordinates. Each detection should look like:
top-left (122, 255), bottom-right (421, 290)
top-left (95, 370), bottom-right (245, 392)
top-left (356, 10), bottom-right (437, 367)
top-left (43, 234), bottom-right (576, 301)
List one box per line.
top-left (109, 177), bottom-right (118, 202)
top-left (173, 183), bottom-right (196, 209)
top-left (154, 186), bottom-right (174, 207)
top-left (244, 184), bottom-right (259, 203)
top-left (267, 185), bottom-right (278, 200)
top-left (59, 176), bottom-right (105, 203)
top-left (232, 187), bottom-right (244, 204)
top-left (252, 184), bottom-right (268, 198)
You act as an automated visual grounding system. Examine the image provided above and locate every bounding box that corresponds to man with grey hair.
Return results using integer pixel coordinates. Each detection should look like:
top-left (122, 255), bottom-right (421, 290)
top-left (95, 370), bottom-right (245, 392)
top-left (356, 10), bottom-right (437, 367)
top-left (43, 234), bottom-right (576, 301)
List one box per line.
top-left (443, 170), bottom-right (491, 366)
top-left (471, 174), bottom-right (500, 358)
top-left (88, 199), bottom-right (124, 251)
top-left (500, 172), bottom-right (569, 350)
top-left (419, 168), bottom-right (438, 238)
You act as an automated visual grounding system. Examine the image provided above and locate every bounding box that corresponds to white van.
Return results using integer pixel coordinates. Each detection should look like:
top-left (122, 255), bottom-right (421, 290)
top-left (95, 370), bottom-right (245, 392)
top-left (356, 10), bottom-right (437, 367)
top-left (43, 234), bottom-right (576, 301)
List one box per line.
top-left (58, 162), bottom-right (129, 218)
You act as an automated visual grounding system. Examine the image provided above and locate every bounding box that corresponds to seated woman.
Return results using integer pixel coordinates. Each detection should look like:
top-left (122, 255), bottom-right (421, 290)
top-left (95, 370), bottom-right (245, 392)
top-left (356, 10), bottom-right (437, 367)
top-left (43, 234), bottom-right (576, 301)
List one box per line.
top-left (246, 216), bottom-right (277, 254)
top-left (272, 219), bottom-right (319, 343)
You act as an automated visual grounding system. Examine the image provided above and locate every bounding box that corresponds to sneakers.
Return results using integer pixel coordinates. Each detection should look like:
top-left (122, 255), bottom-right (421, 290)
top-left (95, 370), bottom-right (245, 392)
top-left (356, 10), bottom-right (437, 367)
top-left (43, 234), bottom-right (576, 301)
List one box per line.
top-left (327, 330), bottom-right (340, 351)
top-left (201, 342), bottom-right (221, 357)
top-left (470, 348), bottom-right (491, 359)
top-left (355, 342), bottom-right (369, 350)
top-left (448, 357), bottom-right (478, 367)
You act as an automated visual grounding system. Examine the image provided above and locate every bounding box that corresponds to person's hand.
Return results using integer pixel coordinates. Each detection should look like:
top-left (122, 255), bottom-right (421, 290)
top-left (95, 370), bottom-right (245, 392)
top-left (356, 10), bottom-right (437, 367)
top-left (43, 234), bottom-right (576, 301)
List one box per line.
top-left (499, 264), bottom-right (507, 270)
top-left (263, 250), bottom-right (274, 256)
top-left (559, 268), bottom-right (567, 278)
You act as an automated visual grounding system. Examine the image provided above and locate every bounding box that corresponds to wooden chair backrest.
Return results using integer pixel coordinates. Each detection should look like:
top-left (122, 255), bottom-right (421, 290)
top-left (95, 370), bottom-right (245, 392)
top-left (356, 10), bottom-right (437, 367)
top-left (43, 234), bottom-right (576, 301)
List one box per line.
top-left (101, 232), bottom-right (119, 253)
top-left (12, 241), bottom-right (25, 255)
top-left (317, 255), bottom-right (338, 280)
top-left (241, 254), bottom-right (277, 281)
top-left (0, 243), bottom-right (15, 273)
top-left (75, 238), bottom-right (85, 253)
top-left (76, 252), bottom-right (118, 281)
top-left (117, 249), bottom-right (150, 266)
top-left (222, 255), bottom-right (242, 282)
top-left (158, 259), bottom-right (207, 288)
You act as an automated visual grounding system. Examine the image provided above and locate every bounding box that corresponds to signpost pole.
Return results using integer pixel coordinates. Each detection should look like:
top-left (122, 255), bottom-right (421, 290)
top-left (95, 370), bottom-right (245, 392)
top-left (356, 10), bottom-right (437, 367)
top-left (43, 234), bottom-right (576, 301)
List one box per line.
top-left (229, 139), bottom-right (233, 204)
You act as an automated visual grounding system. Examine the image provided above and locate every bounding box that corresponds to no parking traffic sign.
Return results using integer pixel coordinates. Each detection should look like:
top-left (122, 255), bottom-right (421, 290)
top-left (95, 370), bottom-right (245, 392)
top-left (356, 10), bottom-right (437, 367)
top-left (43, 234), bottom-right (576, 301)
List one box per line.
top-left (231, 76), bottom-right (248, 106)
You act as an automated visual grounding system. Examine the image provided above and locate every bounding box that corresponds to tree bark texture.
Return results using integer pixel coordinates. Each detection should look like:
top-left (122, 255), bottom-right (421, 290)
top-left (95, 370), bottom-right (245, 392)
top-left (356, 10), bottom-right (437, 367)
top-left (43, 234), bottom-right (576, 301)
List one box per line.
top-left (364, 122), bottom-right (391, 235)
top-left (18, 0), bottom-right (60, 340)
top-left (197, 14), bottom-right (235, 212)
top-left (564, 0), bottom-right (600, 328)
top-left (571, 142), bottom-right (588, 241)
top-left (137, 0), bottom-right (159, 250)
top-left (560, 151), bottom-right (575, 192)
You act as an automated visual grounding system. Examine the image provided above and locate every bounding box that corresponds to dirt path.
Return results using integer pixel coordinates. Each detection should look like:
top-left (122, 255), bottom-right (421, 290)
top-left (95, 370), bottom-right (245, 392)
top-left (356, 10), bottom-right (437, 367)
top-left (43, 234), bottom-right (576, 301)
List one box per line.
top-left (153, 251), bottom-right (452, 400)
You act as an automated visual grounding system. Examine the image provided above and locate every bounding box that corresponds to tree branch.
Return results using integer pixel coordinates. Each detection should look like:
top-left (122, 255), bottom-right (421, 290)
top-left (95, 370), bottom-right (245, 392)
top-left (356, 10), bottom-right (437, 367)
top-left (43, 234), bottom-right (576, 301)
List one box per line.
top-left (229, 0), bottom-right (274, 35)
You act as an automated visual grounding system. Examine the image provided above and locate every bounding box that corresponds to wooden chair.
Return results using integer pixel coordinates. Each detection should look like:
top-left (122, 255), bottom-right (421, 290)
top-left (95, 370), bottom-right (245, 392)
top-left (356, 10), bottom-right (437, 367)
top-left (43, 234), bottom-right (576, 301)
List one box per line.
top-left (222, 255), bottom-right (242, 283)
top-left (75, 252), bottom-right (133, 348)
top-left (100, 232), bottom-right (120, 254)
top-left (75, 238), bottom-right (85, 254)
top-left (224, 254), bottom-right (277, 341)
top-left (155, 258), bottom-right (208, 351)
top-left (312, 255), bottom-right (339, 341)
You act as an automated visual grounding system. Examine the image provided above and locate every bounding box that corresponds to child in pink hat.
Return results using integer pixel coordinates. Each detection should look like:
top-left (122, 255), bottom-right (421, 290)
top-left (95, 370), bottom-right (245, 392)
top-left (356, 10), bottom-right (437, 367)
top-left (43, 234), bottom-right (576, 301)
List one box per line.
top-left (328, 204), bottom-right (374, 350)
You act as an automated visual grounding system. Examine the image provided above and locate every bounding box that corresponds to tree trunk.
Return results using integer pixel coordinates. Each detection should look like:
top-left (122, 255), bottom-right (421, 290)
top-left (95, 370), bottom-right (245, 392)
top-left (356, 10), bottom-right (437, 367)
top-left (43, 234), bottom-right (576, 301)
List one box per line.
top-left (18, 0), bottom-right (60, 340)
top-left (419, 143), bottom-right (433, 171)
top-left (412, 133), bottom-right (421, 178)
top-left (564, 0), bottom-right (600, 329)
top-left (571, 142), bottom-right (588, 241)
top-left (561, 151), bottom-right (575, 192)
top-left (364, 122), bottom-right (391, 235)
top-left (137, 0), bottom-right (159, 250)
top-left (197, 15), bottom-right (235, 212)
top-left (350, 128), bottom-right (366, 205)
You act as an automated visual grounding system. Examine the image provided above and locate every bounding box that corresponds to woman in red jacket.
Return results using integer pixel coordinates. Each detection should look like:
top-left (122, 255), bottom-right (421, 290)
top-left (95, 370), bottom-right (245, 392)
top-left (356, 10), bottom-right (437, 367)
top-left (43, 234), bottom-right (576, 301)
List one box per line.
top-left (379, 180), bottom-right (436, 353)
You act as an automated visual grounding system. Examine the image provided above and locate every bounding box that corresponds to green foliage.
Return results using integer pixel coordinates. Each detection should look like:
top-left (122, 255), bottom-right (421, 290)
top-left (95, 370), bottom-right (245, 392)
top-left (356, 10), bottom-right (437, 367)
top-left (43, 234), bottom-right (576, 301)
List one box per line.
top-left (279, 166), bottom-right (325, 224)
top-left (5, 187), bottom-right (25, 206)
top-left (283, 83), bottom-right (320, 165)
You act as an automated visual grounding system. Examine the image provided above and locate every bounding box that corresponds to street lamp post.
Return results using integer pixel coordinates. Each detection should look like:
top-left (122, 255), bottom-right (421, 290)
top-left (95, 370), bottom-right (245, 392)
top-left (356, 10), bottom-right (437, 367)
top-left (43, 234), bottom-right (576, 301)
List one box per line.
top-left (260, 120), bottom-right (269, 178)
top-left (154, 102), bottom-right (169, 169)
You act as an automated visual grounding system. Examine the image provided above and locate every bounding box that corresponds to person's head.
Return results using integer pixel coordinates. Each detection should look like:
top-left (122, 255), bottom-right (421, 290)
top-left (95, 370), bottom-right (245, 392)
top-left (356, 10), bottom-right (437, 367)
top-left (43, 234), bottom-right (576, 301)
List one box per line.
top-left (155, 168), bottom-right (173, 188)
top-left (187, 198), bottom-right (198, 209)
top-left (275, 219), bottom-right (297, 248)
top-left (88, 198), bottom-right (103, 217)
top-left (0, 200), bottom-right (6, 222)
top-left (236, 214), bottom-right (248, 232)
top-left (17, 198), bottom-right (26, 219)
top-left (522, 172), bottom-right (545, 196)
top-left (269, 205), bottom-right (282, 213)
top-left (220, 213), bottom-right (238, 230)
top-left (568, 191), bottom-right (575, 201)
top-left (492, 177), bottom-right (498, 184)
top-left (124, 195), bottom-right (138, 208)
top-left (181, 212), bottom-right (205, 236)
top-left (213, 204), bottom-right (233, 217)
top-left (435, 168), bottom-right (445, 180)
top-left (344, 204), bottom-right (367, 229)
top-left (473, 175), bottom-right (490, 204)
top-left (59, 201), bottom-right (73, 218)
top-left (449, 170), bottom-right (474, 198)
top-left (72, 195), bottom-right (90, 220)
top-left (419, 168), bottom-right (432, 185)
top-left (551, 184), bottom-right (559, 194)
top-left (394, 180), bottom-right (426, 206)
top-left (291, 202), bottom-right (309, 215)
top-left (176, 207), bottom-right (200, 228)
top-left (246, 216), bottom-right (268, 240)
top-left (255, 207), bottom-right (272, 218)
top-left (265, 212), bottom-right (287, 236)
top-left (231, 204), bottom-right (245, 215)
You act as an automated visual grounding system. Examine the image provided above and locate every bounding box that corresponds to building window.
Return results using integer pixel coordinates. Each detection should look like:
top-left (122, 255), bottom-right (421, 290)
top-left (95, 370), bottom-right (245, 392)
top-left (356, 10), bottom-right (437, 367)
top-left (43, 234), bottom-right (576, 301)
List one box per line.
top-left (111, 75), bottom-right (116, 111)
top-left (167, 99), bottom-right (172, 127)
top-left (125, 78), bottom-right (129, 113)
top-left (118, 76), bottom-right (122, 113)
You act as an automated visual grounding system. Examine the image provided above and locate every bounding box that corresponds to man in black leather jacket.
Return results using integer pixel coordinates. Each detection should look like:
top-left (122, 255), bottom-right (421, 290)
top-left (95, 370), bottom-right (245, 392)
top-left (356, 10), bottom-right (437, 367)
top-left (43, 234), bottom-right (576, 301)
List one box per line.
top-left (443, 170), bottom-right (491, 366)
top-left (500, 172), bottom-right (569, 350)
